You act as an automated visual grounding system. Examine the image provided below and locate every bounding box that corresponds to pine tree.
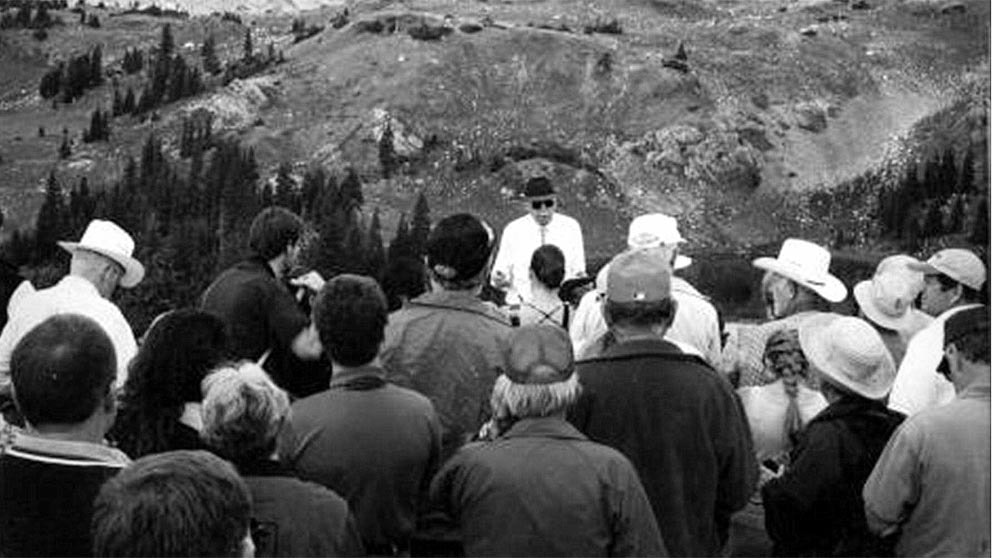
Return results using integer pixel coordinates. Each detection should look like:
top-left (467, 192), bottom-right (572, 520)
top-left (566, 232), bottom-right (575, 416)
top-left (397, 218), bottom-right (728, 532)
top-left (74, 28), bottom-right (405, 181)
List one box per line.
top-left (34, 171), bottom-right (67, 262)
top-left (89, 45), bottom-right (104, 86)
top-left (970, 197), bottom-right (990, 245)
top-left (300, 167), bottom-right (326, 219)
top-left (32, 3), bottom-right (51, 29)
top-left (122, 86), bottom-right (136, 114)
top-left (922, 201), bottom-right (943, 238)
top-left (201, 33), bottom-right (221, 75)
top-left (379, 120), bottom-right (397, 179)
top-left (958, 148), bottom-right (976, 194)
top-left (87, 14), bottom-right (100, 28)
top-left (947, 195), bottom-right (965, 233)
top-left (388, 213), bottom-right (412, 262)
top-left (160, 23), bottom-right (175, 59)
top-left (58, 130), bottom-right (72, 159)
top-left (409, 192), bottom-right (431, 257)
top-left (366, 208), bottom-right (386, 281)
top-left (339, 167), bottom-right (364, 212)
top-left (39, 65), bottom-right (62, 99)
top-left (243, 28), bottom-right (253, 62)
top-left (938, 148), bottom-right (956, 200)
top-left (274, 162), bottom-right (296, 210)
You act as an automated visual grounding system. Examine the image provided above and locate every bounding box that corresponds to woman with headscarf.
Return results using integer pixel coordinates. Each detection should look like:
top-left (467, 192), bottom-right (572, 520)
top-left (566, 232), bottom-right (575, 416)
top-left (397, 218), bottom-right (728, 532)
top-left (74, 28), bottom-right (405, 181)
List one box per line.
top-left (110, 309), bottom-right (228, 457)
top-left (201, 362), bottom-right (364, 557)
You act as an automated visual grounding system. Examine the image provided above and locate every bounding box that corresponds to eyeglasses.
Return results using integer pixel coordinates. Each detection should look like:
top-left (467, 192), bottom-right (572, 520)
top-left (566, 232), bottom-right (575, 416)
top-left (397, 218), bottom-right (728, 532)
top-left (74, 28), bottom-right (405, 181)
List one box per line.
top-left (531, 199), bottom-right (555, 210)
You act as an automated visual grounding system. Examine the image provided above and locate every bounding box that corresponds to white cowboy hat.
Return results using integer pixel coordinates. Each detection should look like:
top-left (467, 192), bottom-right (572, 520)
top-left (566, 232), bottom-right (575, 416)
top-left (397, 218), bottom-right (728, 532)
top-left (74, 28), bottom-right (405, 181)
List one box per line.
top-left (58, 220), bottom-right (145, 288)
top-left (799, 314), bottom-right (896, 400)
top-left (853, 273), bottom-right (917, 333)
top-left (753, 238), bottom-right (847, 303)
top-left (626, 213), bottom-right (692, 270)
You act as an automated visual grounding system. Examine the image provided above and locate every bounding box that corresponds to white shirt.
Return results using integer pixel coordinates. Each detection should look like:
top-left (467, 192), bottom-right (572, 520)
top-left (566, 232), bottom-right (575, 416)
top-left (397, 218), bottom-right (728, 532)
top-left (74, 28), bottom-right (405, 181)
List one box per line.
top-left (738, 380), bottom-right (827, 461)
top-left (492, 213), bottom-right (585, 302)
top-left (569, 277), bottom-right (723, 366)
top-left (0, 276), bottom-right (137, 391)
top-left (888, 304), bottom-right (981, 416)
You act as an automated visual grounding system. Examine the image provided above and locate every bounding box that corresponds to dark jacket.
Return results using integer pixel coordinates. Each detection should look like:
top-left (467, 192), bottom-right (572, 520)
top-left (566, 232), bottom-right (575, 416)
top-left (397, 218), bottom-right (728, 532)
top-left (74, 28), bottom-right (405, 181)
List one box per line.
top-left (431, 417), bottom-right (667, 557)
top-left (0, 259), bottom-right (26, 333)
top-left (761, 395), bottom-right (905, 557)
top-left (569, 338), bottom-right (757, 557)
top-left (200, 258), bottom-right (329, 398)
top-left (237, 459), bottom-right (365, 558)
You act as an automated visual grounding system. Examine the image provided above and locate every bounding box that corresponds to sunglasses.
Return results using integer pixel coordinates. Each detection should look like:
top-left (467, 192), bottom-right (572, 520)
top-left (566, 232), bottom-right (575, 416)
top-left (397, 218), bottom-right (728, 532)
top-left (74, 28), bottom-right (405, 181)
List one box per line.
top-left (531, 199), bottom-right (555, 210)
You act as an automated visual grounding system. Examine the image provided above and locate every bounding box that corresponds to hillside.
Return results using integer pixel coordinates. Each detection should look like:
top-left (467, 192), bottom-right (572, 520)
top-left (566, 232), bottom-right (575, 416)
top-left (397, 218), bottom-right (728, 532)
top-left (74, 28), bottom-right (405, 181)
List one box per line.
top-left (0, 0), bottom-right (988, 262)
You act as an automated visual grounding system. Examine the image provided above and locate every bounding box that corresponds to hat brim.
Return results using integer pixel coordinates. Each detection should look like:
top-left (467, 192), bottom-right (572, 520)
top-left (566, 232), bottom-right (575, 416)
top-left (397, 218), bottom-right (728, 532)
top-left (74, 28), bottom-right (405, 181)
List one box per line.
top-left (674, 254), bottom-right (692, 270)
top-left (58, 242), bottom-right (145, 288)
top-left (753, 257), bottom-right (848, 303)
top-left (799, 314), bottom-right (894, 400)
top-left (852, 281), bottom-right (915, 333)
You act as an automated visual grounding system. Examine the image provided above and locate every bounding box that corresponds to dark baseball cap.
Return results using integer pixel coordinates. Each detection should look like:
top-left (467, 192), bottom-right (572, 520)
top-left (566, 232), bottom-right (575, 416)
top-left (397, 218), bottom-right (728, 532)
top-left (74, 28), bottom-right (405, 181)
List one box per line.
top-left (506, 325), bottom-right (575, 385)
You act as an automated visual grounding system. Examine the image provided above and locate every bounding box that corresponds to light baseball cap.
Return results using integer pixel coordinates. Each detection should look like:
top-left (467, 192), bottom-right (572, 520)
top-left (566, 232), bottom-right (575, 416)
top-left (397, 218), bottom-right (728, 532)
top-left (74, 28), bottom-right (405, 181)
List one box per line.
top-left (908, 248), bottom-right (987, 291)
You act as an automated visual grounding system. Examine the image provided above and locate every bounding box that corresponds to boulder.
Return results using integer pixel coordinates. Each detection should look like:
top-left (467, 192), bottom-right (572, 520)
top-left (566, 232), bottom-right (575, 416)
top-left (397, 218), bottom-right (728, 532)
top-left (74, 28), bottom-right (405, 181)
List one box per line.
top-left (794, 101), bottom-right (828, 132)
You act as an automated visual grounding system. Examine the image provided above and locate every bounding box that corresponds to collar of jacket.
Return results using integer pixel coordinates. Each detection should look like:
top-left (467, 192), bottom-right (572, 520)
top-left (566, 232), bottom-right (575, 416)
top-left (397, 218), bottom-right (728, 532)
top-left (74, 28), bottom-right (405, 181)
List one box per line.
top-left (580, 336), bottom-right (708, 367)
top-left (234, 457), bottom-right (292, 478)
top-left (409, 291), bottom-right (511, 326)
top-left (809, 395), bottom-right (895, 425)
top-left (501, 417), bottom-right (588, 442)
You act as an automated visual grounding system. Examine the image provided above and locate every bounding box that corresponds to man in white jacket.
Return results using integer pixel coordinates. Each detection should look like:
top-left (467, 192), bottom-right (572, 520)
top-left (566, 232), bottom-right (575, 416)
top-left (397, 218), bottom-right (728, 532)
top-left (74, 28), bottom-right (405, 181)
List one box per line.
top-left (491, 176), bottom-right (585, 304)
top-left (888, 248), bottom-right (987, 416)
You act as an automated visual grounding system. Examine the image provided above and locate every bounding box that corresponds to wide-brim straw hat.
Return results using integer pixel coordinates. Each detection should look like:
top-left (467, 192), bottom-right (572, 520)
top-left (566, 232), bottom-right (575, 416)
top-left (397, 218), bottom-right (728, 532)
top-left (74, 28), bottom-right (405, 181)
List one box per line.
top-left (799, 314), bottom-right (896, 400)
top-left (753, 238), bottom-right (847, 303)
top-left (853, 273), bottom-right (918, 333)
top-left (58, 220), bottom-right (145, 288)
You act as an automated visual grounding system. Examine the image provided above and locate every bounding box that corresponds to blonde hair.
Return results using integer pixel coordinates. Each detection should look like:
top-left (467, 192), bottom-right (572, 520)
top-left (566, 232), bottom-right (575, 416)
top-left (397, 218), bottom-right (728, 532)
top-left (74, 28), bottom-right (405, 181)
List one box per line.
top-left (490, 373), bottom-right (582, 420)
top-left (200, 362), bottom-right (290, 461)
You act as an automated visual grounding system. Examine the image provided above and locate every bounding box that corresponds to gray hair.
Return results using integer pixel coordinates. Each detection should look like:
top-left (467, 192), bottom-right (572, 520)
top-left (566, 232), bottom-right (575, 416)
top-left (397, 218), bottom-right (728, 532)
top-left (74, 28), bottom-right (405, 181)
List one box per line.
top-left (490, 373), bottom-right (582, 420)
top-left (200, 362), bottom-right (290, 462)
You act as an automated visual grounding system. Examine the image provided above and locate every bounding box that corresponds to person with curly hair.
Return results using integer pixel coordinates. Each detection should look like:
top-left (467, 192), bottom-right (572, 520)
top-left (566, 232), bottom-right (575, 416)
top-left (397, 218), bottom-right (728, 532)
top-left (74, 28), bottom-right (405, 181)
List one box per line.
top-left (110, 309), bottom-right (229, 458)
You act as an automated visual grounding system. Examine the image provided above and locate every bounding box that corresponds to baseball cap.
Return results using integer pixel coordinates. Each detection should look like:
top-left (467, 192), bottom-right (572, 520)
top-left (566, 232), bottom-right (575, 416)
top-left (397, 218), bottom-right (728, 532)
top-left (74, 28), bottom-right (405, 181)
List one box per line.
top-left (426, 214), bottom-right (495, 282)
top-left (943, 306), bottom-right (990, 348)
top-left (627, 213), bottom-right (693, 270)
top-left (908, 248), bottom-right (987, 291)
top-left (606, 248), bottom-right (672, 303)
top-left (505, 325), bottom-right (575, 384)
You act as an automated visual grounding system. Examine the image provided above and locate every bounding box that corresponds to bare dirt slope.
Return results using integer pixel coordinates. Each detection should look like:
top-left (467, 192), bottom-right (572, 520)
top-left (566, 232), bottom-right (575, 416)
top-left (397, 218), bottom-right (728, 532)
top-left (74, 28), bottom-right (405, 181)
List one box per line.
top-left (0, 0), bottom-right (987, 258)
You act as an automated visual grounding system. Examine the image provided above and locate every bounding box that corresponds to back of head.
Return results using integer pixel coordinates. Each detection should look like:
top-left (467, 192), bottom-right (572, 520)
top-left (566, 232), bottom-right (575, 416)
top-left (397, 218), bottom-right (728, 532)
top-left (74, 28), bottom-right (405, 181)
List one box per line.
top-left (248, 206), bottom-right (304, 261)
top-left (381, 255), bottom-right (428, 311)
top-left (530, 244), bottom-right (565, 290)
top-left (12, 314), bottom-right (116, 427)
top-left (92, 450), bottom-right (252, 558)
top-left (944, 305), bottom-right (991, 365)
top-left (426, 213), bottom-right (496, 290)
top-left (313, 274), bottom-right (388, 367)
top-left (201, 362), bottom-right (290, 463)
top-left (127, 309), bottom-right (229, 407)
top-left (492, 325), bottom-right (580, 420)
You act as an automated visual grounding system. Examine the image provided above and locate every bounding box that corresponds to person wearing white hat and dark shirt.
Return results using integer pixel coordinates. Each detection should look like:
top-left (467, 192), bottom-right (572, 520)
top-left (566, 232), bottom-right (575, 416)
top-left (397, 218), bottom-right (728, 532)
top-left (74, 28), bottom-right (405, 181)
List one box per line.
top-left (0, 219), bottom-right (144, 394)
top-left (491, 176), bottom-right (586, 305)
top-left (569, 213), bottom-right (723, 365)
top-left (723, 238), bottom-right (847, 387)
top-left (761, 315), bottom-right (904, 557)
top-left (432, 324), bottom-right (667, 557)
top-left (888, 248), bottom-right (987, 416)
top-left (863, 306), bottom-right (990, 557)
top-left (853, 266), bottom-right (932, 367)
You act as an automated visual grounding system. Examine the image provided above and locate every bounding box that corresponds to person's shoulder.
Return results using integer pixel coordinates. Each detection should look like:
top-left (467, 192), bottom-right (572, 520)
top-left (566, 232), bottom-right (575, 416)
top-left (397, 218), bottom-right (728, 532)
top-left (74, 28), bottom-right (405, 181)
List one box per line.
top-left (503, 214), bottom-right (532, 233)
top-left (383, 382), bottom-right (437, 410)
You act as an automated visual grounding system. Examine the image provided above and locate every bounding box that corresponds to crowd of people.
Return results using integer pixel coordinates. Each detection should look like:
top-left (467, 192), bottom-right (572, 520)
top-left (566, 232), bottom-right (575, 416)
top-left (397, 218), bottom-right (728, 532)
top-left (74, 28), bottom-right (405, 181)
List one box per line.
top-left (0, 174), bottom-right (987, 558)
